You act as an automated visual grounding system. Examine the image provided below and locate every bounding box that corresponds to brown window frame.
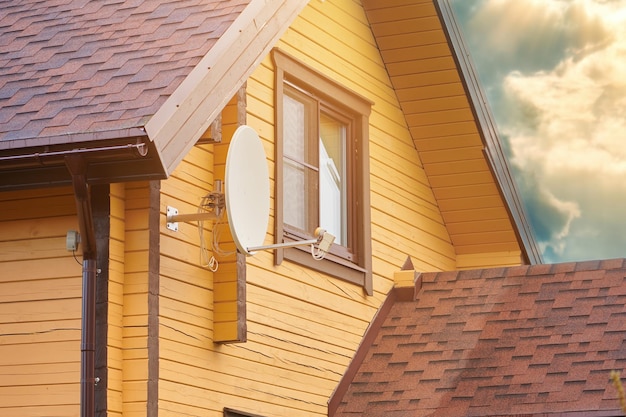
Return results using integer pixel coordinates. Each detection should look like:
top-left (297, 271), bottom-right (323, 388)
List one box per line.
top-left (224, 408), bottom-right (265, 417)
top-left (273, 49), bottom-right (373, 295)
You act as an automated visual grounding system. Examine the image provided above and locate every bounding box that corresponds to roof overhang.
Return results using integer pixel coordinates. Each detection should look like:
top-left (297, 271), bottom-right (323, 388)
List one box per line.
top-left (363, 0), bottom-right (542, 265)
top-left (0, 0), bottom-right (308, 191)
top-left (436, 0), bottom-right (543, 264)
top-left (0, 129), bottom-right (162, 191)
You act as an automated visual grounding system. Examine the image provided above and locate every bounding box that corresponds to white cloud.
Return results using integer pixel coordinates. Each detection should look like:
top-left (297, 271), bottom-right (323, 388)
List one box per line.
top-left (456, 0), bottom-right (626, 262)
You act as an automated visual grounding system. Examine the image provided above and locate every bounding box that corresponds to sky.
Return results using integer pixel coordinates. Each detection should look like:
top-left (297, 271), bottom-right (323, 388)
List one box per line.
top-left (449, 0), bottom-right (626, 263)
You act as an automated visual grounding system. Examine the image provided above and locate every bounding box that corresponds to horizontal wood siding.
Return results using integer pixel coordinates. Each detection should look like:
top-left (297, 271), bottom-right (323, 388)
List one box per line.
top-left (122, 182), bottom-right (151, 417)
top-left (159, 107), bottom-right (219, 414)
top-left (0, 187), bottom-right (81, 416)
top-left (153, 0), bottom-right (454, 416)
top-left (157, 0), bottom-right (455, 416)
top-left (150, 0), bottom-right (530, 416)
top-left (456, 251), bottom-right (522, 270)
top-left (364, 0), bottom-right (524, 265)
top-left (108, 182), bottom-right (125, 417)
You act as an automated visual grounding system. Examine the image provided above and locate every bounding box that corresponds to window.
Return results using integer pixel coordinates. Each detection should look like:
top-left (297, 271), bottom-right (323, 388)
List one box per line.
top-left (273, 49), bottom-right (372, 295)
top-left (224, 408), bottom-right (265, 417)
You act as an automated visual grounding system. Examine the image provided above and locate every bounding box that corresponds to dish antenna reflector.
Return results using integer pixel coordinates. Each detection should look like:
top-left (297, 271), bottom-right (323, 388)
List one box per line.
top-left (224, 125), bottom-right (270, 255)
top-left (166, 125), bottom-right (335, 260)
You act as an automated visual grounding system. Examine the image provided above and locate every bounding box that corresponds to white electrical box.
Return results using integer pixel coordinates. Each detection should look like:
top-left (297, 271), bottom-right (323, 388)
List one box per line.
top-left (66, 230), bottom-right (80, 251)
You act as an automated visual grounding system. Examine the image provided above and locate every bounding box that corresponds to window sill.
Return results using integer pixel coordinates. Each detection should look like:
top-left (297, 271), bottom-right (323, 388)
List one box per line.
top-left (283, 245), bottom-right (370, 292)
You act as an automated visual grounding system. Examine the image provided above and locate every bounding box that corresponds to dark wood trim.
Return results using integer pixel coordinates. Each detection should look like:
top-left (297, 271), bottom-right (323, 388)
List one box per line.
top-left (224, 407), bottom-right (266, 417)
top-left (328, 287), bottom-right (409, 416)
top-left (358, 113), bottom-right (373, 295)
top-left (272, 49), bottom-right (373, 112)
top-left (92, 184), bottom-right (110, 417)
top-left (274, 60), bottom-right (286, 268)
top-left (235, 252), bottom-right (247, 343)
top-left (147, 180), bottom-right (161, 417)
top-left (236, 84), bottom-right (248, 343)
top-left (284, 245), bottom-right (367, 285)
top-left (237, 83), bottom-right (247, 125)
top-left (435, 0), bottom-right (542, 265)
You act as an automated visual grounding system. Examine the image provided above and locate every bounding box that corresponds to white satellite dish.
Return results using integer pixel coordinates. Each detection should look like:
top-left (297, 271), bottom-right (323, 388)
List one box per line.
top-left (165, 125), bottom-right (334, 260)
top-left (225, 125), bottom-right (270, 256)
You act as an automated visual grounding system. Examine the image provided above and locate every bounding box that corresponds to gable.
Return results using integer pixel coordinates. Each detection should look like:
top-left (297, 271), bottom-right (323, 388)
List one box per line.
top-left (331, 259), bottom-right (626, 416)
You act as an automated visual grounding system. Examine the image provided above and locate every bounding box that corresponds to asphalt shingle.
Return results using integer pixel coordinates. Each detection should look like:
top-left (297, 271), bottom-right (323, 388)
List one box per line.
top-left (0, 0), bottom-right (250, 143)
top-left (332, 259), bottom-right (626, 417)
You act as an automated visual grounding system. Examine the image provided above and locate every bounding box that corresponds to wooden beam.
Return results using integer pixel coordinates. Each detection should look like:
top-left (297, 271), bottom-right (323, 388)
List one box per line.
top-left (146, 0), bottom-right (309, 176)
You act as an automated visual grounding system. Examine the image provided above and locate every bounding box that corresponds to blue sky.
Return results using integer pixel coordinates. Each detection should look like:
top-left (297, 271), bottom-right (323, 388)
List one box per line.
top-left (449, 0), bottom-right (626, 263)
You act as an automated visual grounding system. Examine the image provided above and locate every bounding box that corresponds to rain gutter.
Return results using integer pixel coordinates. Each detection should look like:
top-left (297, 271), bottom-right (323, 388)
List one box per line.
top-left (0, 141), bottom-right (147, 162)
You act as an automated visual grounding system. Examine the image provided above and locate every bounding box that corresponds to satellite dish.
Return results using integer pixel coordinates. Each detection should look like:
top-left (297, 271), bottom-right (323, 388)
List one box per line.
top-left (165, 125), bottom-right (333, 261)
top-left (225, 125), bottom-right (270, 256)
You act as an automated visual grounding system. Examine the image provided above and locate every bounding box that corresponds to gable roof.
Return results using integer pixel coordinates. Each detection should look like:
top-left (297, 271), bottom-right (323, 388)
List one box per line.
top-left (330, 258), bottom-right (626, 417)
top-left (0, 0), bottom-right (307, 190)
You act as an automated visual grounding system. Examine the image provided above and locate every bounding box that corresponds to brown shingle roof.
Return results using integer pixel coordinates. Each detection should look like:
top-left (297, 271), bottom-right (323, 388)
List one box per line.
top-left (0, 0), bottom-right (247, 145)
top-left (0, 0), bottom-right (308, 189)
top-left (330, 259), bottom-right (626, 417)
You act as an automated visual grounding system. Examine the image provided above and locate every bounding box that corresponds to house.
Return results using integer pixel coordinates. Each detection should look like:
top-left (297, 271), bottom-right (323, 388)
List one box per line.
top-left (329, 259), bottom-right (626, 417)
top-left (0, 0), bottom-right (545, 416)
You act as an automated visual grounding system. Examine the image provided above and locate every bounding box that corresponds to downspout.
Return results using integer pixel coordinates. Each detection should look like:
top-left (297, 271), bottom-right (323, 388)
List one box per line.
top-left (65, 155), bottom-right (97, 417)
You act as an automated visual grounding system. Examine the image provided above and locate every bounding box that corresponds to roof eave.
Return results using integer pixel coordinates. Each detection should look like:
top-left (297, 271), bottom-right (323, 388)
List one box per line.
top-left (0, 128), bottom-right (164, 191)
top-left (435, 0), bottom-right (543, 265)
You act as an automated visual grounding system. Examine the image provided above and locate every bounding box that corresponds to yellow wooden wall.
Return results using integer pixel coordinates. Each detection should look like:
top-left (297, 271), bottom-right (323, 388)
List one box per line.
top-left (108, 182), bottom-right (125, 417)
top-left (0, 182), bottom-right (154, 417)
top-left (157, 92), bottom-right (243, 414)
top-left (155, 1), bottom-right (456, 416)
top-left (0, 187), bottom-right (81, 416)
top-left (363, 0), bottom-right (525, 268)
top-left (119, 182), bottom-right (152, 417)
top-left (269, 0), bottom-right (457, 279)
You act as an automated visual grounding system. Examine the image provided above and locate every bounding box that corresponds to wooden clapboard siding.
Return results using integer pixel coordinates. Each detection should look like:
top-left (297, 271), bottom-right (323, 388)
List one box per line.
top-left (456, 251), bottom-right (522, 269)
top-left (108, 182), bottom-right (125, 417)
top-left (122, 182), bottom-right (152, 416)
top-left (148, 1), bottom-right (454, 416)
top-left (150, 1), bottom-right (453, 415)
top-left (0, 187), bottom-right (81, 416)
top-left (115, 0), bottom-right (531, 415)
top-left (363, 0), bottom-right (525, 264)
top-left (159, 115), bottom-right (217, 410)
top-left (278, 1), bottom-right (455, 274)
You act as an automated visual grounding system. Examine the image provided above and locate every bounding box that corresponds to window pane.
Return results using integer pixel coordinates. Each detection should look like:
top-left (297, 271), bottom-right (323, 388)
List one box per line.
top-left (319, 113), bottom-right (347, 246)
top-left (283, 94), bottom-right (318, 234)
top-left (283, 95), bottom-right (305, 162)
